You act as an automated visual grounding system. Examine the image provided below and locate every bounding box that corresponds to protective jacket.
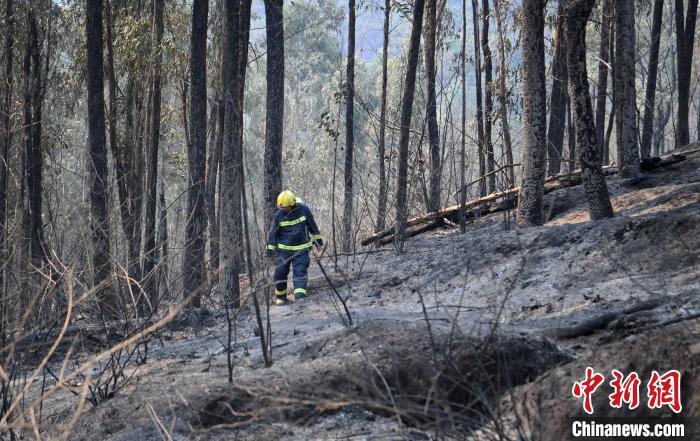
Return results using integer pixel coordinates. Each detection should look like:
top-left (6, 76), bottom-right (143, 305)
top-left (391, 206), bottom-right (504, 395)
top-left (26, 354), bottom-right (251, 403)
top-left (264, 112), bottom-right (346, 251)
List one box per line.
top-left (266, 204), bottom-right (321, 252)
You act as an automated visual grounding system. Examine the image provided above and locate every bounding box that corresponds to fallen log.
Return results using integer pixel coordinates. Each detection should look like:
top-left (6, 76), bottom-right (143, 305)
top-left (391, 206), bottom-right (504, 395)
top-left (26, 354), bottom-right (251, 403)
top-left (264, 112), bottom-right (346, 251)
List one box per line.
top-left (543, 298), bottom-right (666, 339)
top-left (360, 188), bottom-right (519, 246)
top-left (640, 153), bottom-right (685, 171)
top-left (377, 219), bottom-right (445, 246)
top-left (362, 149), bottom-right (698, 247)
top-left (361, 170), bottom-right (595, 247)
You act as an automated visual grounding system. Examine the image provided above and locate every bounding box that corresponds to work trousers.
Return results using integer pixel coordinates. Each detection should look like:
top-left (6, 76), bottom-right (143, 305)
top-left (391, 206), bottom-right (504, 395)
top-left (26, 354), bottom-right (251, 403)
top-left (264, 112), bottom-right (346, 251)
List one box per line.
top-left (273, 249), bottom-right (310, 297)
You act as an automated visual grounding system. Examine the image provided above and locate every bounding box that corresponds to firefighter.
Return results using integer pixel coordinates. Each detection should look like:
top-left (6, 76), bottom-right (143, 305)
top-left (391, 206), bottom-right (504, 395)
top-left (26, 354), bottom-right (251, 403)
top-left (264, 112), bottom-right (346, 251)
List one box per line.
top-left (266, 190), bottom-right (323, 305)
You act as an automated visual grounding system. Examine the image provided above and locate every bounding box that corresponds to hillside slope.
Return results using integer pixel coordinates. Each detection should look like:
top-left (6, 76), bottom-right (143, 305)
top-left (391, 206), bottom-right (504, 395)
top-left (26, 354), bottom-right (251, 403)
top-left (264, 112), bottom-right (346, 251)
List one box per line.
top-left (55, 146), bottom-right (700, 440)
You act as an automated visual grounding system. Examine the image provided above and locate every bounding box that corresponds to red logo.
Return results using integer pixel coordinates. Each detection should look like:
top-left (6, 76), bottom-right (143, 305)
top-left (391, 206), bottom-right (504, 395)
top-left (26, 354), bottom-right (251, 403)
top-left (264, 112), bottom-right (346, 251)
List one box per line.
top-left (572, 367), bottom-right (605, 414)
top-left (572, 369), bottom-right (682, 414)
top-left (647, 370), bottom-right (682, 413)
top-left (609, 369), bottom-right (641, 410)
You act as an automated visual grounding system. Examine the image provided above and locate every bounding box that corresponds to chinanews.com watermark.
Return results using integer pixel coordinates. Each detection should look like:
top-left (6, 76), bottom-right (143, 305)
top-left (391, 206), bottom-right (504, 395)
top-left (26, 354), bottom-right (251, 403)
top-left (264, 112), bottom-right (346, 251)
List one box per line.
top-left (568, 367), bottom-right (699, 440)
top-left (569, 417), bottom-right (693, 440)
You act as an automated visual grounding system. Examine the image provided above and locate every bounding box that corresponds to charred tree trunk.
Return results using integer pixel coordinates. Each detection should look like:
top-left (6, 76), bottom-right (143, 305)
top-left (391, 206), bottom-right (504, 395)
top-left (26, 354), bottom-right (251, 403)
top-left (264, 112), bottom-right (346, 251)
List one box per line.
top-left (482, 0), bottom-right (495, 194)
top-left (24, 11), bottom-right (45, 268)
top-left (19, 6), bottom-right (46, 318)
top-left (20, 27), bottom-right (30, 311)
top-left (220, 0), bottom-right (251, 308)
top-left (602, 21), bottom-right (615, 165)
top-left (126, 76), bottom-right (144, 294)
top-left (106, 0), bottom-right (142, 304)
top-left (516, 0), bottom-right (547, 228)
top-left (220, 0), bottom-right (242, 309)
top-left (157, 178), bottom-right (169, 296)
top-left (604, 100), bottom-right (615, 163)
top-left (204, 7), bottom-right (222, 285)
top-left (213, 90), bottom-right (224, 275)
top-left (206, 95), bottom-right (223, 284)
top-left (594, 0), bottom-right (612, 163)
top-left (654, 100), bottom-right (671, 156)
top-left (235, 1), bottom-right (251, 150)
top-left (613, 0), bottom-right (640, 177)
top-left (493, 0), bottom-right (513, 186)
top-left (674, 0), bottom-right (698, 148)
top-left (86, 0), bottom-right (115, 315)
top-left (0, 0), bottom-right (12, 339)
top-left (395, 0), bottom-right (425, 246)
top-left (471, 0), bottom-right (486, 197)
top-left (376, 0), bottom-right (390, 232)
top-left (566, 94), bottom-right (575, 172)
top-left (640, 0), bottom-right (664, 159)
top-left (105, 0), bottom-right (123, 240)
top-left (459, 0), bottom-right (467, 232)
top-left (142, 0), bottom-right (164, 311)
top-left (183, 0), bottom-right (208, 308)
top-left (563, 0), bottom-right (614, 220)
top-left (263, 0), bottom-right (284, 224)
top-left (546, 5), bottom-right (567, 176)
top-left (0, 0), bottom-right (13, 279)
top-left (342, 0), bottom-right (356, 252)
top-left (205, 13), bottom-right (224, 283)
top-left (425, 0), bottom-right (441, 212)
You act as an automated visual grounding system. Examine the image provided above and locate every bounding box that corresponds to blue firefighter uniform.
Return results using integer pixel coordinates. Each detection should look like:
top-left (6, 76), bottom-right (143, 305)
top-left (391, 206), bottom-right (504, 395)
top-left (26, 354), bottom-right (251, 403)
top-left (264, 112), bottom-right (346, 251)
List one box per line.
top-left (266, 203), bottom-right (322, 302)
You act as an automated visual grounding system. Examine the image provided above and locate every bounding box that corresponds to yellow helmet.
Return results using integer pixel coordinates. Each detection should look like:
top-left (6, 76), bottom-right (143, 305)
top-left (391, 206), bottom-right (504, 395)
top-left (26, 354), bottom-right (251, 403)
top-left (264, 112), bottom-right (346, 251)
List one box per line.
top-left (276, 190), bottom-right (296, 208)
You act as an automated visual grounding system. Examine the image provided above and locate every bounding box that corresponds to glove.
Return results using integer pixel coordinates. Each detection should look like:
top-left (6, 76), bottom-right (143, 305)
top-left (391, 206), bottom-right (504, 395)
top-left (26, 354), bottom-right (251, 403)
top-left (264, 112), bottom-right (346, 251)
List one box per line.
top-left (314, 238), bottom-right (323, 248)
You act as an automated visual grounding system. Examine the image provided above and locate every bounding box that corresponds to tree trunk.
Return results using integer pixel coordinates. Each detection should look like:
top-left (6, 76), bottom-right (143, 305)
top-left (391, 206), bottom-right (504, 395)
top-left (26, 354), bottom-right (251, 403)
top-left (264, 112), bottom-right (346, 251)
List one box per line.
top-left (157, 177), bottom-right (169, 297)
top-left (105, 0), bottom-right (124, 240)
top-left (220, 0), bottom-right (251, 308)
top-left (471, 0), bottom-right (486, 197)
top-left (654, 100), bottom-right (671, 156)
top-left (516, 0), bottom-right (547, 228)
top-left (206, 95), bottom-right (223, 284)
top-left (19, 67), bottom-right (28, 310)
top-left (263, 0), bottom-right (284, 225)
top-left (604, 100), bottom-right (615, 163)
top-left (594, 0), bottom-right (612, 163)
top-left (376, 0), bottom-right (390, 232)
top-left (20, 8), bottom-right (46, 316)
top-left (127, 76), bottom-right (144, 293)
top-left (106, 0), bottom-right (142, 306)
top-left (213, 91), bottom-right (224, 273)
top-left (86, 0), bottom-right (115, 316)
top-left (0, 0), bottom-right (13, 280)
top-left (425, 0), bottom-right (441, 212)
top-left (566, 94), bottom-right (575, 172)
top-left (546, 4), bottom-right (567, 176)
top-left (613, 0), bottom-right (640, 177)
top-left (482, 0), bottom-right (495, 193)
top-left (342, 0), bottom-right (356, 252)
top-left (206, 23), bottom-right (224, 283)
top-left (141, 0), bottom-right (164, 311)
top-left (640, 0), bottom-right (663, 159)
top-left (674, 0), bottom-right (698, 148)
top-left (697, 98), bottom-right (700, 141)
top-left (24, 11), bottom-right (45, 268)
top-left (0, 0), bottom-right (12, 340)
top-left (183, 0), bottom-right (208, 308)
top-left (459, 0), bottom-right (467, 232)
top-left (563, 0), bottom-right (614, 220)
top-left (204, 7), bottom-right (222, 285)
top-left (492, 0), bottom-right (513, 186)
top-left (394, 0), bottom-right (425, 246)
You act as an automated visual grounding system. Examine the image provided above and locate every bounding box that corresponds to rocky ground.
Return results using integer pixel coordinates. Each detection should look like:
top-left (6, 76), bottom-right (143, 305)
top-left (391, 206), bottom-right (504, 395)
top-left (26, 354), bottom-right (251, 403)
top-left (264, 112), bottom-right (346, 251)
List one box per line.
top-left (13, 145), bottom-right (700, 440)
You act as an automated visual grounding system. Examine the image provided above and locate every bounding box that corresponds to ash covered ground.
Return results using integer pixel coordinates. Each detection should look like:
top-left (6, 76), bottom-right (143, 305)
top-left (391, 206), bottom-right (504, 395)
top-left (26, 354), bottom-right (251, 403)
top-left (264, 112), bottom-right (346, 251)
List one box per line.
top-left (29, 146), bottom-right (700, 440)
